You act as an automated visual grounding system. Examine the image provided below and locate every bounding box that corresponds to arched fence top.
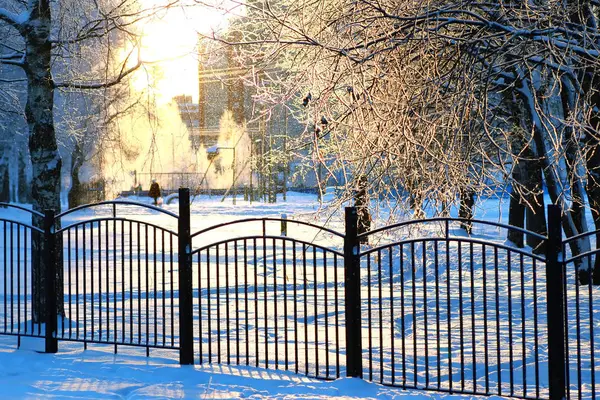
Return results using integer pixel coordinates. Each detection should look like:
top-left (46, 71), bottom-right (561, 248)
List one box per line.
top-left (55, 200), bottom-right (179, 220)
top-left (0, 218), bottom-right (44, 234)
top-left (190, 217), bottom-right (345, 240)
top-left (0, 203), bottom-right (44, 218)
top-left (563, 228), bottom-right (600, 245)
top-left (191, 234), bottom-right (345, 258)
top-left (359, 235), bottom-right (547, 262)
top-left (57, 216), bottom-right (178, 236)
top-left (563, 247), bottom-right (600, 264)
top-left (357, 216), bottom-right (548, 242)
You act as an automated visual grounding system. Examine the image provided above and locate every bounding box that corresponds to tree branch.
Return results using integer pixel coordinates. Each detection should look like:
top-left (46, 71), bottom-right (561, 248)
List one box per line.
top-left (53, 59), bottom-right (142, 89)
top-left (0, 6), bottom-right (30, 36)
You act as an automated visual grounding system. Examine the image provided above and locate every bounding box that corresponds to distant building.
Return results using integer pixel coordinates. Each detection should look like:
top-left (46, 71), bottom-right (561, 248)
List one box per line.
top-left (172, 95), bottom-right (206, 150)
top-left (195, 38), bottom-right (251, 148)
top-left (172, 32), bottom-right (324, 192)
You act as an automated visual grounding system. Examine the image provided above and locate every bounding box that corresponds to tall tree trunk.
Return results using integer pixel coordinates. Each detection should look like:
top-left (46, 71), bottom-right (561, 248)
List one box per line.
top-left (0, 165), bottom-right (9, 206)
top-left (68, 139), bottom-right (84, 208)
top-left (564, 2), bottom-right (600, 284)
top-left (561, 75), bottom-right (598, 284)
top-left (0, 144), bottom-right (9, 206)
top-left (584, 108), bottom-right (600, 285)
top-left (25, 2), bottom-right (64, 322)
top-left (355, 175), bottom-right (371, 244)
top-left (458, 189), bottom-right (475, 234)
top-left (582, 72), bottom-right (600, 284)
top-left (508, 164), bottom-right (525, 247)
top-left (524, 157), bottom-right (547, 254)
top-left (18, 149), bottom-right (31, 203)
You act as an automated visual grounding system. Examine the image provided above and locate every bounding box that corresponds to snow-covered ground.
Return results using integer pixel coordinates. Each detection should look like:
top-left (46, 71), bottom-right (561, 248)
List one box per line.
top-left (0, 192), bottom-right (597, 399)
top-left (0, 335), bottom-right (504, 399)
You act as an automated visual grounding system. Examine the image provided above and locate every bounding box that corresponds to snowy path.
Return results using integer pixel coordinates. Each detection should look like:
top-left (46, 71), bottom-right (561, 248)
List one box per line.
top-left (0, 337), bottom-right (500, 399)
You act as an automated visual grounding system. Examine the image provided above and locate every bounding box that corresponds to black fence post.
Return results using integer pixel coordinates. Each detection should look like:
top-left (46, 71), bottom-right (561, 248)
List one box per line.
top-left (344, 207), bottom-right (363, 378)
top-left (43, 210), bottom-right (58, 353)
top-left (178, 188), bottom-right (194, 365)
top-left (546, 204), bottom-right (566, 400)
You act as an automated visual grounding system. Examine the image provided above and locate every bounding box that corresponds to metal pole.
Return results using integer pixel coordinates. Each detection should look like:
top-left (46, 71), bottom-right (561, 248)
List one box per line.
top-left (344, 207), bottom-right (363, 377)
top-left (546, 204), bottom-right (566, 400)
top-left (283, 108), bottom-right (288, 201)
top-left (178, 188), bottom-right (194, 365)
top-left (43, 210), bottom-right (58, 353)
top-left (232, 147), bottom-right (236, 205)
top-left (250, 138), bottom-right (254, 203)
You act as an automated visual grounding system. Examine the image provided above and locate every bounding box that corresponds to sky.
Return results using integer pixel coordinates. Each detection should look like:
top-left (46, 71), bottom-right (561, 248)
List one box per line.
top-left (134, 2), bottom-right (232, 103)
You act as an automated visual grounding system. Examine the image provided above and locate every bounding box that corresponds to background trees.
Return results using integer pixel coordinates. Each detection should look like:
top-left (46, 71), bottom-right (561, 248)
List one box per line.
top-left (209, 0), bottom-right (600, 283)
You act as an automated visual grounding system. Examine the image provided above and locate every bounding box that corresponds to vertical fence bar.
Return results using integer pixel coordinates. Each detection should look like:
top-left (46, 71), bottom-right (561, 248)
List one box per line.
top-left (546, 204), bottom-right (566, 400)
top-left (178, 188), bottom-right (194, 365)
top-left (344, 207), bottom-right (363, 378)
top-left (44, 210), bottom-right (58, 353)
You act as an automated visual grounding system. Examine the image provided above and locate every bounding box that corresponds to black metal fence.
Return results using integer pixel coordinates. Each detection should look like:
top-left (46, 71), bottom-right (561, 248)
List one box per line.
top-left (357, 217), bottom-right (551, 398)
top-left (0, 190), bottom-right (598, 400)
top-left (0, 204), bottom-right (45, 342)
top-left (55, 202), bottom-right (180, 353)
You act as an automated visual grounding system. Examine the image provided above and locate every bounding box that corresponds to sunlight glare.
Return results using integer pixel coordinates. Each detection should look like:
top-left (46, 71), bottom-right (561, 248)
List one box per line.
top-left (134, 3), bottom-right (230, 102)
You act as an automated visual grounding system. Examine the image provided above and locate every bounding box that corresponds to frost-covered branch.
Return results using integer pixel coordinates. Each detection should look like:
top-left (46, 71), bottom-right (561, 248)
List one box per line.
top-left (54, 59), bottom-right (142, 89)
top-left (0, 7), bottom-right (28, 32)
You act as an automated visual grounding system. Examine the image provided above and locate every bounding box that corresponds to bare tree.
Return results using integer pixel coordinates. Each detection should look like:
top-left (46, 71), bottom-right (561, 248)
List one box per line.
top-left (202, 0), bottom-right (600, 283)
top-left (0, 0), bottom-right (178, 319)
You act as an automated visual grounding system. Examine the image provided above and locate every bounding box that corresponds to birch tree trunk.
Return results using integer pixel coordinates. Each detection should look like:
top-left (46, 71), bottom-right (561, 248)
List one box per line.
top-left (23, 0), bottom-right (64, 322)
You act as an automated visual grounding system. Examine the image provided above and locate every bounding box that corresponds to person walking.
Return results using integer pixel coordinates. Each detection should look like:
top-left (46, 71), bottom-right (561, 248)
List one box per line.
top-left (149, 179), bottom-right (161, 206)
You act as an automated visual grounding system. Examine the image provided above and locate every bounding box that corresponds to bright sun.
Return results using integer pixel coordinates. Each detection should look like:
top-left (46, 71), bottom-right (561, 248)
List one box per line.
top-left (132, 4), bottom-right (229, 103)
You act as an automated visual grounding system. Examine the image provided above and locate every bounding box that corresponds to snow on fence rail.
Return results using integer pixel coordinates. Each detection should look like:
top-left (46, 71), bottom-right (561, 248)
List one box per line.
top-left (0, 193), bottom-right (598, 400)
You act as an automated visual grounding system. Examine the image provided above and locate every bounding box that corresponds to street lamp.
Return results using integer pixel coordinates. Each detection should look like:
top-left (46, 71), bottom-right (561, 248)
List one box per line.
top-left (251, 138), bottom-right (262, 203)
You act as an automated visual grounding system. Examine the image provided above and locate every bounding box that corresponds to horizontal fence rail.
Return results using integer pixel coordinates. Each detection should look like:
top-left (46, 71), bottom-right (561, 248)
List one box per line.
top-left (1, 197), bottom-right (600, 400)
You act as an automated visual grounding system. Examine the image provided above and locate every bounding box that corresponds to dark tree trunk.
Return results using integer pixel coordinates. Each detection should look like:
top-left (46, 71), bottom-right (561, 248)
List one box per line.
top-left (584, 121), bottom-right (600, 285)
top-left (0, 166), bottom-right (9, 206)
top-left (458, 189), bottom-right (475, 234)
top-left (584, 80), bottom-right (600, 284)
top-left (563, 0), bottom-right (600, 285)
top-left (524, 157), bottom-right (547, 254)
top-left (355, 176), bottom-right (371, 244)
top-left (507, 144), bottom-right (546, 252)
top-left (25, 1), bottom-right (64, 322)
top-left (68, 140), bottom-right (84, 208)
top-left (561, 74), bottom-right (599, 284)
top-left (508, 165), bottom-right (525, 247)
top-left (18, 149), bottom-right (31, 203)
